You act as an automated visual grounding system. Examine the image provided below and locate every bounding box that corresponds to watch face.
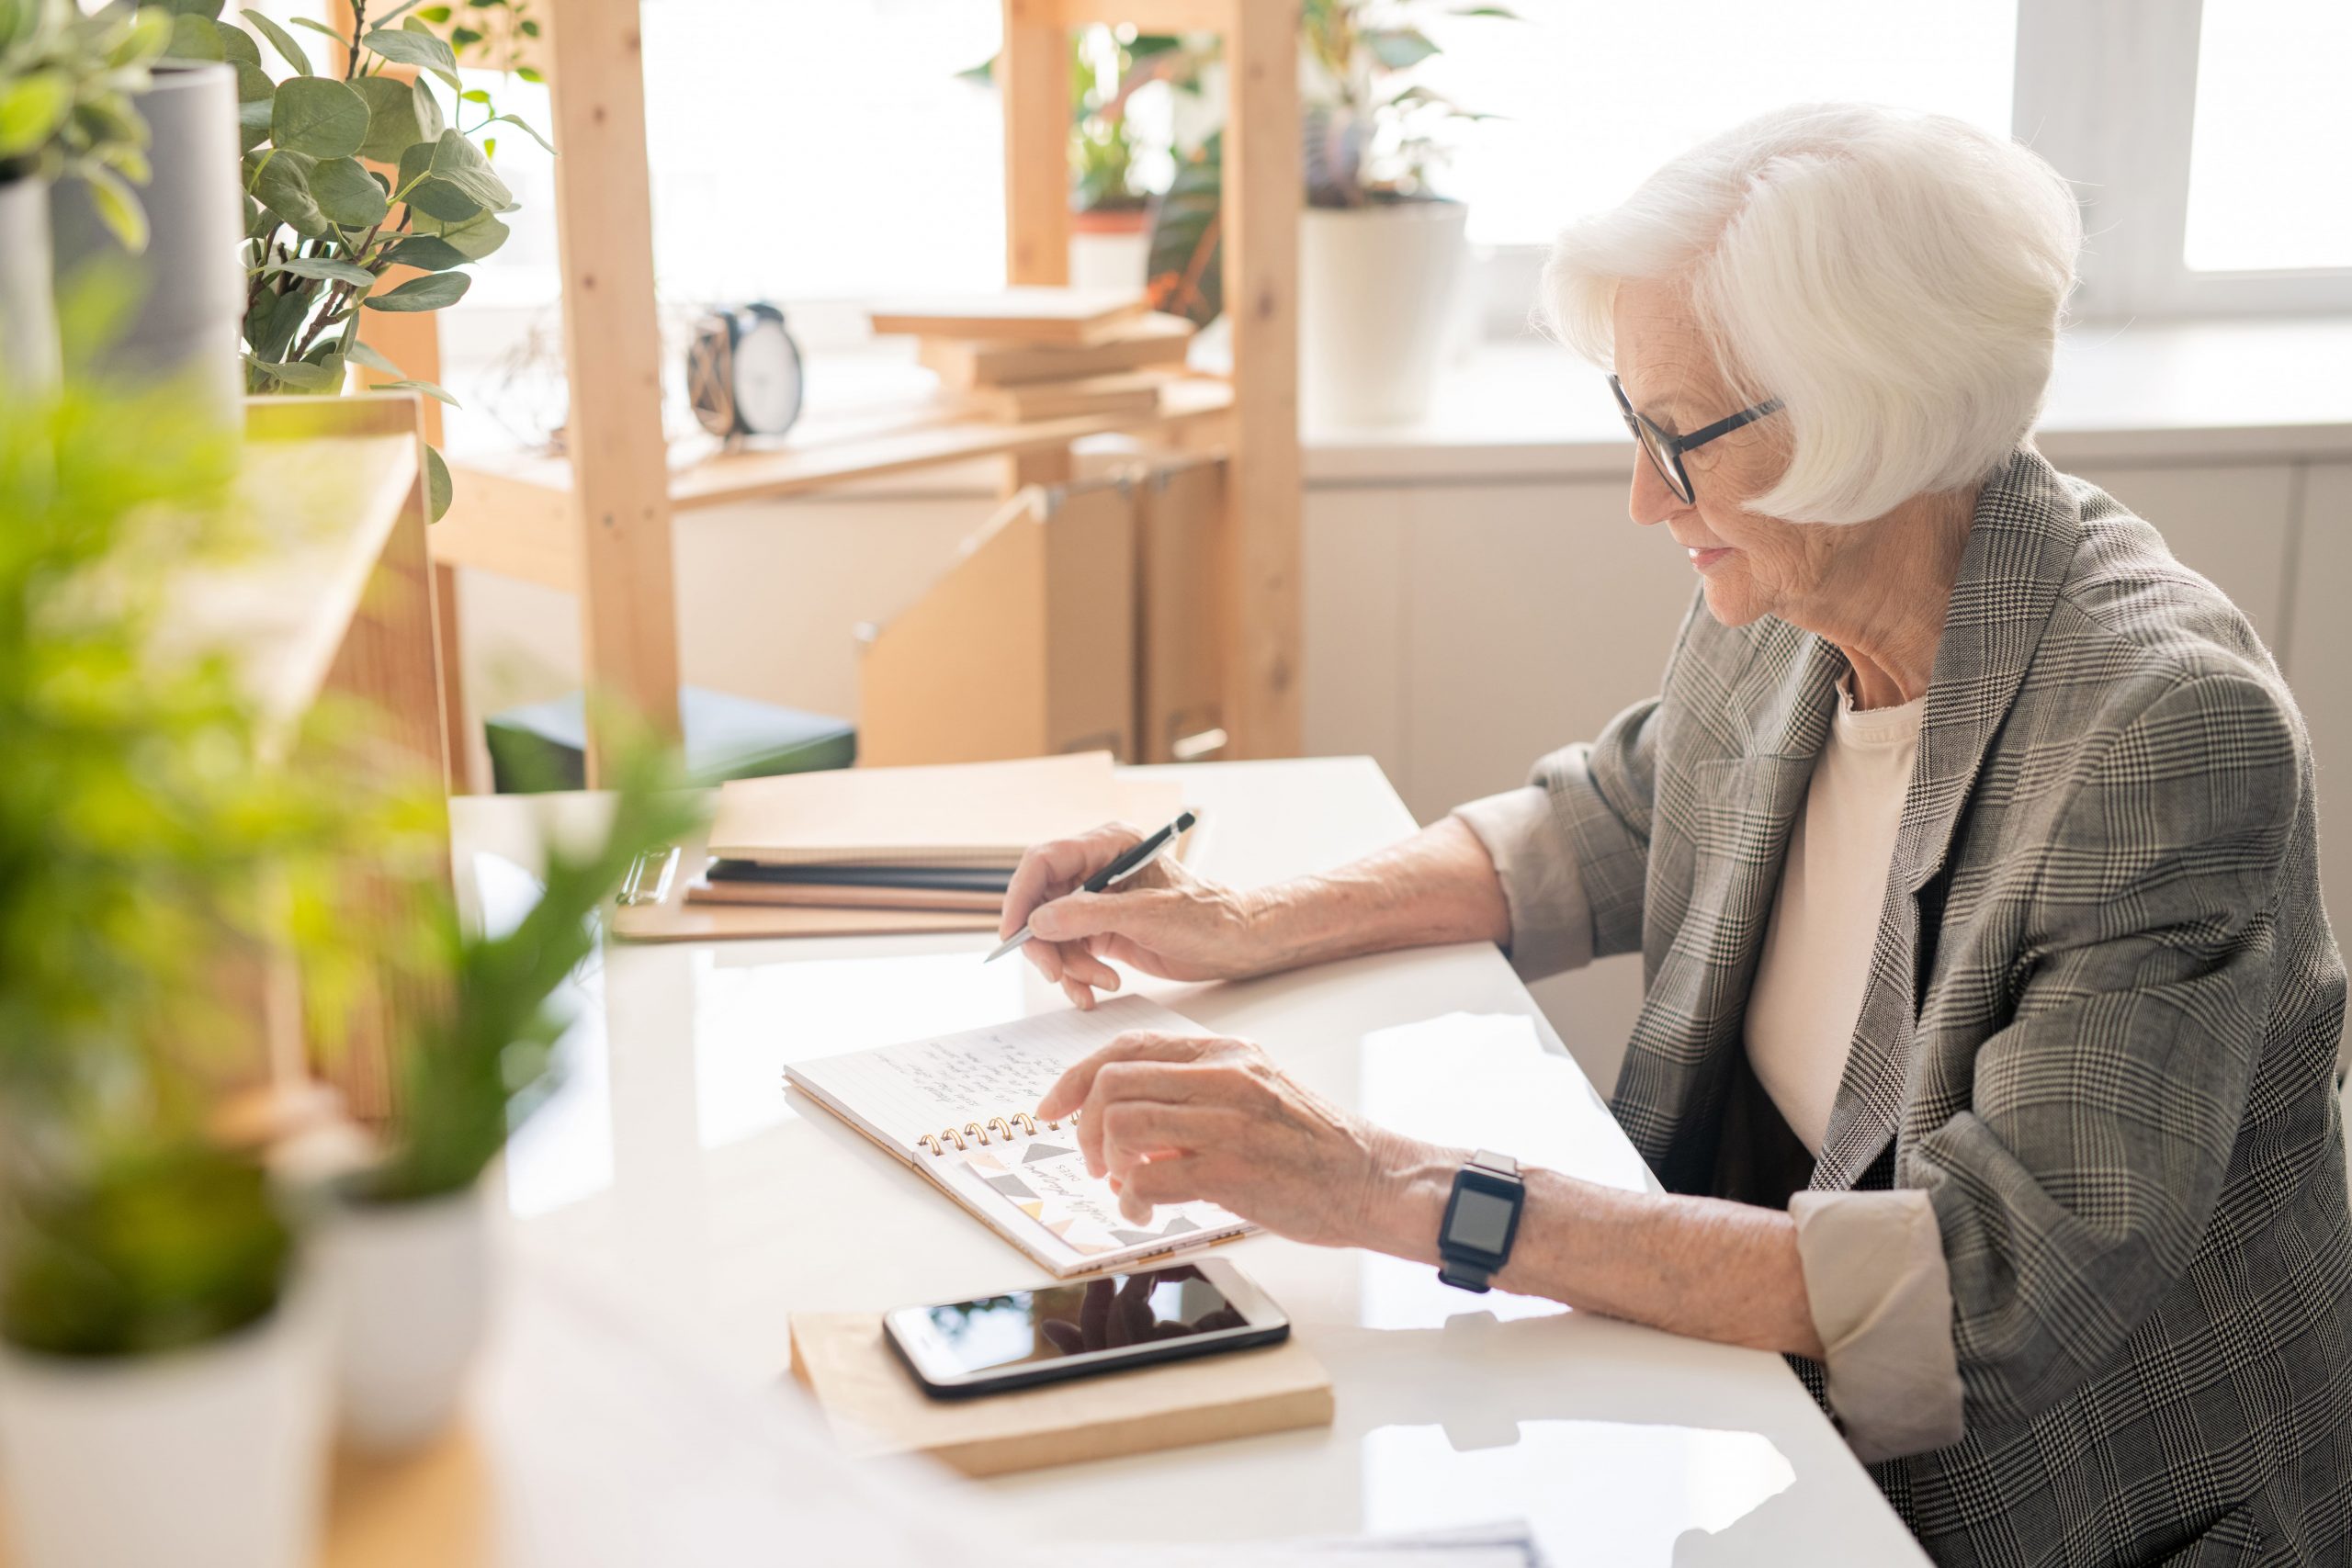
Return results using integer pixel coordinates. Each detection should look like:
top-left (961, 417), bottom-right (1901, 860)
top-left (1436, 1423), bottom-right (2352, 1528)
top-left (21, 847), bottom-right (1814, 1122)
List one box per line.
top-left (731, 318), bottom-right (801, 434)
top-left (1447, 1187), bottom-right (1518, 1255)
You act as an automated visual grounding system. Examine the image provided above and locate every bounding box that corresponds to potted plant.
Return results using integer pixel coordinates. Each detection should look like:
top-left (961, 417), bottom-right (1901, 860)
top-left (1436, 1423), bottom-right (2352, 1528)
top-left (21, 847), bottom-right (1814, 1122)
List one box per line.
top-left (0, 0), bottom-right (168, 388)
top-left (320, 740), bottom-right (696, 1452)
top-left (0, 374), bottom-right (349, 1568)
top-left (1295, 0), bottom-right (1516, 425)
top-left (965, 28), bottom-right (1210, 291)
top-left (1142, 3), bottom-right (1516, 423)
top-left (168, 0), bottom-right (551, 518)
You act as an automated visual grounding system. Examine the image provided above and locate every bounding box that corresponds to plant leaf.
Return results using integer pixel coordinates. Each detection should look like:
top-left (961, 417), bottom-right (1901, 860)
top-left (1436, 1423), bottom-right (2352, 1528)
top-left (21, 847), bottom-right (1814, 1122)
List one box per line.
top-left (345, 338), bottom-right (401, 376)
top-left (362, 270), bottom-right (470, 312)
top-left (381, 377), bottom-right (457, 406)
top-left (236, 93), bottom-right (273, 152)
top-left (379, 233), bottom-right (469, 270)
top-left (491, 112), bottom-right (553, 155)
top-left (1144, 130), bottom-right (1223, 327)
top-left (164, 13), bottom-right (223, 61)
top-left (360, 24), bottom-right (461, 89)
top-left (232, 58), bottom-right (274, 103)
top-left (351, 74), bottom-right (423, 162)
top-left (267, 254), bottom-right (378, 288)
top-left (413, 207), bottom-right (507, 260)
top-left (244, 353), bottom-right (339, 390)
top-left (0, 73), bottom-right (72, 159)
top-left (167, 0), bottom-right (224, 17)
top-left (216, 21), bottom-right (259, 66)
top-left (288, 17), bottom-right (350, 47)
top-left (243, 8), bottom-right (312, 74)
top-left (81, 164), bottom-right (148, 252)
top-left (424, 443), bottom-right (452, 521)
top-left (425, 127), bottom-right (515, 211)
top-left (305, 155), bottom-right (389, 227)
top-left (1363, 28), bottom-right (1440, 70)
top-left (272, 75), bottom-right (368, 160)
top-left (396, 139), bottom-right (478, 220)
top-left (251, 148), bottom-right (326, 236)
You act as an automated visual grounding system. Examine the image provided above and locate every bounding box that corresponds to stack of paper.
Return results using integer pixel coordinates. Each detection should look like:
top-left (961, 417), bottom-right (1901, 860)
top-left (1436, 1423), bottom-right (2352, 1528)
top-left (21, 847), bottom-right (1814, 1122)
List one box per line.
top-left (867, 288), bottom-right (1195, 425)
top-left (610, 752), bottom-right (1183, 942)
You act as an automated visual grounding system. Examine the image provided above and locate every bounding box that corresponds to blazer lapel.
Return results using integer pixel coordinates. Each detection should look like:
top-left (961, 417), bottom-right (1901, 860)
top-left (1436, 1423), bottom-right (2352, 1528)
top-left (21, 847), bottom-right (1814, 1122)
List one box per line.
top-left (1809, 447), bottom-right (2084, 1192)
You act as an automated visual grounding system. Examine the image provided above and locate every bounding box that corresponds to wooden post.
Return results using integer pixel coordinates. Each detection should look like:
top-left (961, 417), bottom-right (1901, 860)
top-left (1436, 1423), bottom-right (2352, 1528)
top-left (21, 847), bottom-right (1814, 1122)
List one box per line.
top-left (1219, 2), bottom-right (1303, 757)
top-left (1001, 0), bottom-right (1069, 288)
top-left (544, 0), bottom-right (683, 777)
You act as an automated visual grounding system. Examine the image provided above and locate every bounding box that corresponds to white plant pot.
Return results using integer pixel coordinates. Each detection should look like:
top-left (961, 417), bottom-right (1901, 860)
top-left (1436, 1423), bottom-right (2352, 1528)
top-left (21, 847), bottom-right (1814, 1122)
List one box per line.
top-left (1299, 198), bottom-right (1469, 428)
top-left (0, 1287), bottom-right (329, 1568)
top-left (1069, 214), bottom-right (1153, 293)
top-left (0, 175), bottom-right (59, 391)
top-left (322, 1181), bottom-right (491, 1452)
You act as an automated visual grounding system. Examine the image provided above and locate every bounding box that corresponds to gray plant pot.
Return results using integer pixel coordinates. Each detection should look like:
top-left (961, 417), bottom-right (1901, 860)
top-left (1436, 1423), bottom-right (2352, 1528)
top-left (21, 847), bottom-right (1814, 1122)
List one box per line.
top-left (0, 175), bottom-right (60, 392)
top-left (49, 60), bottom-right (243, 421)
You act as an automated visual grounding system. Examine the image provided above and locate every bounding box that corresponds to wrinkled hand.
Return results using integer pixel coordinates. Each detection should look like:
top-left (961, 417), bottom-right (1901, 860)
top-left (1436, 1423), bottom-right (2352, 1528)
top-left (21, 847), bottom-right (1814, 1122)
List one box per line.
top-left (1035, 1029), bottom-right (1419, 1247)
top-left (1035, 1266), bottom-right (1247, 1356)
top-left (1000, 821), bottom-right (1266, 1010)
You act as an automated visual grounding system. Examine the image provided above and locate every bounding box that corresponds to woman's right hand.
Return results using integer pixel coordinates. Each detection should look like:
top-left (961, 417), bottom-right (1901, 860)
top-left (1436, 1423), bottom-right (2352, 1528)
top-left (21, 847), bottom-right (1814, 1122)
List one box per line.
top-left (1001, 821), bottom-right (1266, 1010)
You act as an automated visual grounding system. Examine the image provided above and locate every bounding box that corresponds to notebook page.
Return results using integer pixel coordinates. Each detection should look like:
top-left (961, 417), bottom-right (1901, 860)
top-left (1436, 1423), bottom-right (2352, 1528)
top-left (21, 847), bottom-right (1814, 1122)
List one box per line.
top-left (786, 996), bottom-right (1250, 1274)
top-left (786, 995), bottom-right (1196, 1149)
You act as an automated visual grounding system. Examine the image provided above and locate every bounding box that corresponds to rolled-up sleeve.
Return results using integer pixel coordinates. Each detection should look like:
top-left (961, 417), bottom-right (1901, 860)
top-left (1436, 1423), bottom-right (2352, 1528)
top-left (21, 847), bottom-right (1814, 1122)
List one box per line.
top-left (1452, 697), bottom-right (1662, 982)
top-left (1792, 1190), bottom-right (1966, 1463)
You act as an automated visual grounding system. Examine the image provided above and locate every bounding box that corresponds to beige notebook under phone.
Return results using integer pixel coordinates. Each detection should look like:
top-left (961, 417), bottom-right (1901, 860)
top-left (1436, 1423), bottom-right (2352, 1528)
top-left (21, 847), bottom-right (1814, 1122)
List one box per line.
top-left (707, 750), bottom-right (1171, 868)
top-left (786, 996), bottom-right (1254, 1278)
top-left (789, 1312), bottom-right (1333, 1477)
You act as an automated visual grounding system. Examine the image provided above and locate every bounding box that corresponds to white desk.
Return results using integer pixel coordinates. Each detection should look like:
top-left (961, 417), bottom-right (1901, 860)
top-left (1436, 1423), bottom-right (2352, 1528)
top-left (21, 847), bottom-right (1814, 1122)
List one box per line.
top-left (453, 758), bottom-right (1926, 1566)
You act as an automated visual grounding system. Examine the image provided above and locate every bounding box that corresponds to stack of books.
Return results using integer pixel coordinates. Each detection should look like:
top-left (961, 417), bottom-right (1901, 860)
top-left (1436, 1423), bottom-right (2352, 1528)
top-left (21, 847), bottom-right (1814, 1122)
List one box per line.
top-left (684, 751), bottom-right (1184, 927)
top-left (868, 288), bottom-right (1195, 425)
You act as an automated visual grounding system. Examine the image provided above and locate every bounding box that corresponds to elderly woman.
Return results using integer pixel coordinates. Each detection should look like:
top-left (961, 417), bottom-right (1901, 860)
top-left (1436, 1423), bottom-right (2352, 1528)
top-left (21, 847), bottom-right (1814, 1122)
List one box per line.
top-left (1004, 105), bottom-right (2352, 1562)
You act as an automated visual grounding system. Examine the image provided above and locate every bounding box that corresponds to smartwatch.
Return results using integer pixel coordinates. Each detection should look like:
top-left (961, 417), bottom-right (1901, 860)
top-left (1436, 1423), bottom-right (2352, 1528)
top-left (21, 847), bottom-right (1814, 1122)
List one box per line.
top-left (1437, 1150), bottom-right (1525, 1292)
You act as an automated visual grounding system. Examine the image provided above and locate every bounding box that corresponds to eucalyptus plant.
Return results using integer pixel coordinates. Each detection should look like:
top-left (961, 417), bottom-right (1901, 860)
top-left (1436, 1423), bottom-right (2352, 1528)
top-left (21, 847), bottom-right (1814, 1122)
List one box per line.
top-left (0, 0), bottom-right (170, 247)
top-left (164, 0), bottom-right (551, 520)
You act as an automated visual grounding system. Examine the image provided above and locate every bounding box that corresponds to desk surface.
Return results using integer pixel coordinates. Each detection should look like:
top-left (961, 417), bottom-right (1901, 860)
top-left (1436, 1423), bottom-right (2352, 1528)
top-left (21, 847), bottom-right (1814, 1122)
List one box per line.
top-left (453, 757), bottom-right (1925, 1566)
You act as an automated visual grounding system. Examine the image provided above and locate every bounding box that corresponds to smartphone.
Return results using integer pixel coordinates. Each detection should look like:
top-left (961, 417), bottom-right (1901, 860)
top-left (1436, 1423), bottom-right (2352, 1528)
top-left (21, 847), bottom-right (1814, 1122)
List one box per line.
top-left (883, 1258), bottom-right (1290, 1400)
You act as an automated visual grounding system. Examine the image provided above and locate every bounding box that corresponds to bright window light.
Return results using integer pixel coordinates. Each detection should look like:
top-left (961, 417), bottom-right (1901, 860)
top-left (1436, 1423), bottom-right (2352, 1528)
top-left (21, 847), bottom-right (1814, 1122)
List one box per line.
top-left (1416, 0), bottom-right (2018, 246)
top-left (2184, 0), bottom-right (2352, 274)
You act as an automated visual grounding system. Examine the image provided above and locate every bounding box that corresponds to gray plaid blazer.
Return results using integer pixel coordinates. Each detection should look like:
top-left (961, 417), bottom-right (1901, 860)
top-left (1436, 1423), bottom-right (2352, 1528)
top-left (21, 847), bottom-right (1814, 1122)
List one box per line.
top-left (1521, 448), bottom-right (2351, 1564)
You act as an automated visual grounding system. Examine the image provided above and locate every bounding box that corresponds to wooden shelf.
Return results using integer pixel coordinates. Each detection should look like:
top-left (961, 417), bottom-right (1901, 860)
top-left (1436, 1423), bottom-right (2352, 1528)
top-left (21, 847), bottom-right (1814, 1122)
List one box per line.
top-left (161, 399), bottom-right (423, 758)
top-left (433, 378), bottom-right (1235, 594)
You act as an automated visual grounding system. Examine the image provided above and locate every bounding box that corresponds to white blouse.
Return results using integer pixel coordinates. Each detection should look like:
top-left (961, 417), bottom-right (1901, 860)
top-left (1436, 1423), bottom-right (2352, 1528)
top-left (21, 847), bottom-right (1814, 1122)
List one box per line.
top-left (1744, 680), bottom-right (1926, 1153)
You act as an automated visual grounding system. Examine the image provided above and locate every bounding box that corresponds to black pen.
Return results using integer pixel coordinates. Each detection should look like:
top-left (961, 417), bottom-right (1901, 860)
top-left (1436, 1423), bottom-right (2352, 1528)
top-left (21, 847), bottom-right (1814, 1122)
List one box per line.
top-left (985, 810), bottom-right (1198, 963)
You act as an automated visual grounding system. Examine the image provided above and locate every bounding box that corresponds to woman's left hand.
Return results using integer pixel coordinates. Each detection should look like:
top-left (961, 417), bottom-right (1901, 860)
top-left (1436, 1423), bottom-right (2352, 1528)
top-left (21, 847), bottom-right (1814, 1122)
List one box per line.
top-left (1035, 1029), bottom-right (1434, 1247)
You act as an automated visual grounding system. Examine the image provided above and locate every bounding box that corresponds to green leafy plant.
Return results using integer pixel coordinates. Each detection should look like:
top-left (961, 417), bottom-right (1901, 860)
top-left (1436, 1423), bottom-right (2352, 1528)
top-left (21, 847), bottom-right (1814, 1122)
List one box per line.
top-left (963, 27), bottom-right (1212, 219)
top-left (1145, 2), bottom-right (1516, 325)
top-left (0, 349), bottom-right (393, 1358)
top-left (164, 0), bottom-right (552, 520)
top-left (356, 735), bottom-right (700, 1206)
top-left (0, 0), bottom-right (171, 248)
top-left (1298, 0), bottom-right (1514, 209)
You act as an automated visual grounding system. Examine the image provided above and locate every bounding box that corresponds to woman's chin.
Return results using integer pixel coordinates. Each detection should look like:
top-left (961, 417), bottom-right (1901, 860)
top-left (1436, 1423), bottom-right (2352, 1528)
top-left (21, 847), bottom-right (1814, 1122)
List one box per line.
top-left (1699, 574), bottom-right (1769, 627)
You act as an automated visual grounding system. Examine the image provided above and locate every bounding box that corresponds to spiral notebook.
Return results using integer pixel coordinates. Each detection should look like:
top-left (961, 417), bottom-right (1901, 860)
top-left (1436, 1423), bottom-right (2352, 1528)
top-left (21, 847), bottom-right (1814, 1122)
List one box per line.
top-left (784, 996), bottom-right (1251, 1277)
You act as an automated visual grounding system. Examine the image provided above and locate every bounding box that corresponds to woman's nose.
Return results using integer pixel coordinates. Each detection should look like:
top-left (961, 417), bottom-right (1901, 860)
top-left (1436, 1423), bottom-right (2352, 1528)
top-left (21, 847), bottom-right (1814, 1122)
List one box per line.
top-left (1627, 448), bottom-right (1681, 527)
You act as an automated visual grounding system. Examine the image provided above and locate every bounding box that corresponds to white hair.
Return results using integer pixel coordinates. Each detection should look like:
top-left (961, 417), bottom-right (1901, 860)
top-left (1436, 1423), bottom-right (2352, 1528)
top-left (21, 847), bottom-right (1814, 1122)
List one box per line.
top-left (1543, 104), bottom-right (2081, 524)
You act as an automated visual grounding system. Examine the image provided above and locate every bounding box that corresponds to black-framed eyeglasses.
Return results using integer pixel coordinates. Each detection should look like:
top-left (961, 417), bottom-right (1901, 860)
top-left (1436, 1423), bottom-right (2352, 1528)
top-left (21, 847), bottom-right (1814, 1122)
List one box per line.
top-left (1609, 374), bottom-right (1784, 505)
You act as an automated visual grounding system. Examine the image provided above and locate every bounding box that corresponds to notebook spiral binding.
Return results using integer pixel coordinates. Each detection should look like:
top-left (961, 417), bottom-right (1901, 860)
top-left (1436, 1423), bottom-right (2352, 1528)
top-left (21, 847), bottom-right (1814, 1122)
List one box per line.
top-left (916, 1108), bottom-right (1080, 1157)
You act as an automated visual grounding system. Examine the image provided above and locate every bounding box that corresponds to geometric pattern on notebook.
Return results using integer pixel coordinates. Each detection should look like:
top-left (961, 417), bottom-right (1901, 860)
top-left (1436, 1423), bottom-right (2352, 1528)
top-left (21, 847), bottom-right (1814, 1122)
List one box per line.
top-left (1022, 1143), bottom-right (1077, 1164)
top-left (984, 1171), bottom-right (1040, 1201)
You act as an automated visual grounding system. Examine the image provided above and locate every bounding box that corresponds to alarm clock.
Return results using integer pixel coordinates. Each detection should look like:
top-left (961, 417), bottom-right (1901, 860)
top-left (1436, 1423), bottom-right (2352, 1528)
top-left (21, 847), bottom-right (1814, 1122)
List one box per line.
top-left (685, 302), bottom-right (804, 439)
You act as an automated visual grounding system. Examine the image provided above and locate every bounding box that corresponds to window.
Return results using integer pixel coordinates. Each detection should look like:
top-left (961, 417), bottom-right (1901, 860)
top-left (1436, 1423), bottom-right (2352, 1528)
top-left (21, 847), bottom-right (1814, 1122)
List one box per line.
top-left (2184, 0), bottom-right (2352, 274)
top-left (1417, 0), bottom-right (2018, 248)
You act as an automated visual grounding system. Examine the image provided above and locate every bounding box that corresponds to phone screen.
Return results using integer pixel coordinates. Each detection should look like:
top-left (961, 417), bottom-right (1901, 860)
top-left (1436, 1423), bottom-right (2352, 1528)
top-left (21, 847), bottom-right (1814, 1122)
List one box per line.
top-left (914, 1265), bottom-right (1250, 1375)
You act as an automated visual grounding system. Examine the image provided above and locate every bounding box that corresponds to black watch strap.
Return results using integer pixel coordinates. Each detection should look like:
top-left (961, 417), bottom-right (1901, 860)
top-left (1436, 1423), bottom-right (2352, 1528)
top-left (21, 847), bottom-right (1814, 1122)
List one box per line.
top-left (1437, 1149), bottom-right (1524, 1293)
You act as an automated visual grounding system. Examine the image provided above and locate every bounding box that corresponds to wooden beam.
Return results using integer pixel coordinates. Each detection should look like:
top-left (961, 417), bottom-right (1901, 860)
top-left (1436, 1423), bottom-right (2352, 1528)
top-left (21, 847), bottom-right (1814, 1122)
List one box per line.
top-left (1220, 3), bottom-right (1303, 757)
top-left (1001, 0), bottom-right (1069, 287)
top-left (544, 0), bottom-right (683, 775)
top-left (1050, 0), bottom-right (1234, 32)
